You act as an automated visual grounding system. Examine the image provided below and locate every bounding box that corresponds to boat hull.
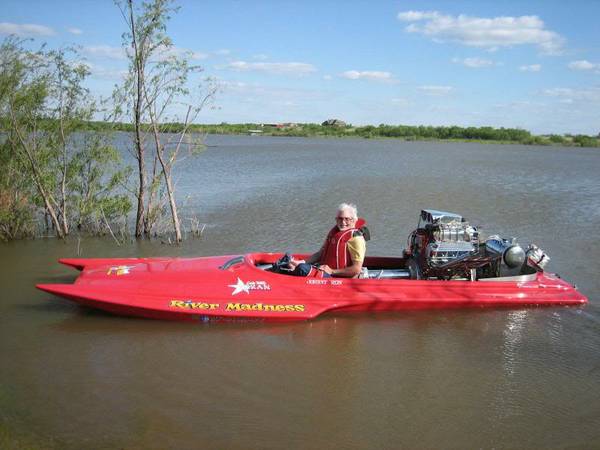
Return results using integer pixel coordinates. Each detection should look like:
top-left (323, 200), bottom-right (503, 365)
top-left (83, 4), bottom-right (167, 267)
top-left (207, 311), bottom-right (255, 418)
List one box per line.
top-left (36, 253), bottom-right (587, 322)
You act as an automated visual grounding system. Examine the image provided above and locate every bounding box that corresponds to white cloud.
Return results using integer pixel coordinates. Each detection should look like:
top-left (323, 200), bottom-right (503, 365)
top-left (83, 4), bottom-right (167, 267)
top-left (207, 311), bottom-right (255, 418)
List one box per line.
top-left (519, 64), bottom-right (541, 72)
top-left (397, 11), bottom-right (439, 21)
top-left (493, 100), bottom-right (542, 109)
top-left (0, 22), bottom-right (55, 37)
top-left (165, 46), bottom-right (208, 60)
top-left (544, 88), bottom-right (574, 97)
top-left (215, 79), bottom-right (329, 111)
top-left (84, 62), bottom-right (128, 80)
top-left (340, 70), bottom-right (396, 82)
top-left (452, 57), bottom-right (495, 68)
top-left (274, 100), bottom-right (296, 107)
top-left (213, 49), bottom-right (231, 56)
top-left (252, 54), bottom-right (269, 60)
top-left (217, 80), bottom-right (249, 91)
top-left (391, 98), bottom-right (411, 106)
top-left (418, 85), bottom-right (454, 96)
top-left (225, 61), bottom-right (317, 76)
top-left (191, 51), bottom-right (209, 60)
top-left (397, 11), bottom-right (565, 54)
top-left (83, 45), bottom-right (126, 60)
top-left (83, 44), bottom-right (208, 62)
top-left (323, 75), bottom-right (332, 80)
top-left (67, 27), bottom-right (83, 35)
top-left (568, 60), bottom-right (599, 71)
top-left (543, 87), bottom-right (600, 103)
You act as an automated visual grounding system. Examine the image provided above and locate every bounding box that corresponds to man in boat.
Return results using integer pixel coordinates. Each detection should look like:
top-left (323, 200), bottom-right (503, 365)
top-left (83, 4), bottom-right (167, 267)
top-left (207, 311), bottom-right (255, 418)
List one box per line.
top-left (288, 203), bottom-right (367, 277)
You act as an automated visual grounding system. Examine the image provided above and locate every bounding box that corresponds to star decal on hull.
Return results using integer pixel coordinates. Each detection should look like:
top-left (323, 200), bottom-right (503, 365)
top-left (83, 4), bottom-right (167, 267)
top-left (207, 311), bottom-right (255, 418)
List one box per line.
top-left (228, 278), bottom-right (272, 295)
top-left (229, 277), bottom-right (251, 295)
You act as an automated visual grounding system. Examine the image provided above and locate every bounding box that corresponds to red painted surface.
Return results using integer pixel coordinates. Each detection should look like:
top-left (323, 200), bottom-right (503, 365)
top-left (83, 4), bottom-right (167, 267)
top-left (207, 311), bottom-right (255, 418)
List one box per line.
top-left (36, 253), bottom-right (588, 322)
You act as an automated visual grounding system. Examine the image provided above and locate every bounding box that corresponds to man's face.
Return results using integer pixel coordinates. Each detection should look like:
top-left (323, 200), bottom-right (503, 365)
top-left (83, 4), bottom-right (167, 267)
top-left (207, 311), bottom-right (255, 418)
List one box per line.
top-left (335, 209), bottom-right (357, 231)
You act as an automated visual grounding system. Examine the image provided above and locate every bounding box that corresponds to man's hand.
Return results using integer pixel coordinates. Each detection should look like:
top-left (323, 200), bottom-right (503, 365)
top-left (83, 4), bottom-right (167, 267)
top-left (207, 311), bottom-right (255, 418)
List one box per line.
top-left (318, 264), bottom-right (333, 275)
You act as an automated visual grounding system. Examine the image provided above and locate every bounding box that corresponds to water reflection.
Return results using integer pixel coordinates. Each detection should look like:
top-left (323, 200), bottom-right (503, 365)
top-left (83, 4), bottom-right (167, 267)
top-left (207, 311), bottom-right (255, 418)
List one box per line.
top-left (502, 310), bottom-right (529, 377)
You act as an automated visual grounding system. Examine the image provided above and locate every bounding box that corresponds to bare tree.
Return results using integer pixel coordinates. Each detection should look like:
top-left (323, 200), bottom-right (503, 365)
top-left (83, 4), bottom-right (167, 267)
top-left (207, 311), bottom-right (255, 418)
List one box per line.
top-left (114, 0), bottom-right (216, 241)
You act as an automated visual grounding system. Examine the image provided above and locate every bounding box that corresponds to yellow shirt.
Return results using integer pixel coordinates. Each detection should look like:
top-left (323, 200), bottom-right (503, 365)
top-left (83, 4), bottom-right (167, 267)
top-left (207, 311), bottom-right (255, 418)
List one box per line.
top-left (347, 235), bottom-right (366, 263)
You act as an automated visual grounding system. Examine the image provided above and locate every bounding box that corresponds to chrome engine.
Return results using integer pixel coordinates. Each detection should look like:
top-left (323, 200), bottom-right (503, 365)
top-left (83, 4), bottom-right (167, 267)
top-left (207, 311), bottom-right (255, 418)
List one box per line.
top-left (406, 209), bottom-right (550, 280)
top-left (427, 240), bottom-right (477, 267)
top-left (418, 210), bottom-right (478, 268)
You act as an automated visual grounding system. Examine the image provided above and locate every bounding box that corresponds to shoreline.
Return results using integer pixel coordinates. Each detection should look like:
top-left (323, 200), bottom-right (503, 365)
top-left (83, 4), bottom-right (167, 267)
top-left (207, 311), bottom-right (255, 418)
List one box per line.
top-left (80, 121), bottom-right (600, 148)
top-left (203, 131), bottom-right (593, 148)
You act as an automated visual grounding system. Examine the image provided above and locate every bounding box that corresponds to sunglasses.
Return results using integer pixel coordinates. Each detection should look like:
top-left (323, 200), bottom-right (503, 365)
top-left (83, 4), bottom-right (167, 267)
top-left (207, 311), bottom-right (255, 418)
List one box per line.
top-left (336, 216), bottom-right (355, 222)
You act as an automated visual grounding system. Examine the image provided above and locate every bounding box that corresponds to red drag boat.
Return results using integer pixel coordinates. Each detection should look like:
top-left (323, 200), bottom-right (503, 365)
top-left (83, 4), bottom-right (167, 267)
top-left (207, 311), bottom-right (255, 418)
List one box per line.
top-left (37, 210), bottom-right (587, 322)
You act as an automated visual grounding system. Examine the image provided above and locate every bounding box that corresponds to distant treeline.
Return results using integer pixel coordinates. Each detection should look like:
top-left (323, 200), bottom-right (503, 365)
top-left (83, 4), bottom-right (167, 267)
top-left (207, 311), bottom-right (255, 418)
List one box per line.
top-left (84, 121), bottom-right (600, 148)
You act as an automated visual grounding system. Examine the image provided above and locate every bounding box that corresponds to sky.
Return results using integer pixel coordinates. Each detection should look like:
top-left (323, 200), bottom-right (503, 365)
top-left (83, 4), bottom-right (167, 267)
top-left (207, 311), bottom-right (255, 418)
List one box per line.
top-left (2, 0), bottom-right (600, 135)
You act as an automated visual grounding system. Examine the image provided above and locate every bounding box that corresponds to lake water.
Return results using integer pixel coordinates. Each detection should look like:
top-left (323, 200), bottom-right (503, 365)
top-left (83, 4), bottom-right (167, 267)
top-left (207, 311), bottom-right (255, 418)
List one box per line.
top-left (1, 134), bottom-right (599, 449)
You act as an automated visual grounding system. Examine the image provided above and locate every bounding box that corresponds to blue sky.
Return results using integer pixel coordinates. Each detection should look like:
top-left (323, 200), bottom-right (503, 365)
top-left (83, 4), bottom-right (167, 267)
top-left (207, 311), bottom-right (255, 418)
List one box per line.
top-left (2, 0), bottom-right (599, 134)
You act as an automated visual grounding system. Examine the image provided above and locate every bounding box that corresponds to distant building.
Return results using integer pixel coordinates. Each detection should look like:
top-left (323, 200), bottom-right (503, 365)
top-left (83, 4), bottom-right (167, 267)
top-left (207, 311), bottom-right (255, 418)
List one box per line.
top-left (322, 119), bottom-right (347, 127)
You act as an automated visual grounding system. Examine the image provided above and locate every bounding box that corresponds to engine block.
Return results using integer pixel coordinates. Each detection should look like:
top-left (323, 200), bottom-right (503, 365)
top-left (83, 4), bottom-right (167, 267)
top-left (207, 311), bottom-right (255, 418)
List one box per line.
top-left (418, 210), bottom-right (478, 268)
top-left (426, 240), bottom-right (477, 267)
top-left (407, 209), bottom-right (550, 280)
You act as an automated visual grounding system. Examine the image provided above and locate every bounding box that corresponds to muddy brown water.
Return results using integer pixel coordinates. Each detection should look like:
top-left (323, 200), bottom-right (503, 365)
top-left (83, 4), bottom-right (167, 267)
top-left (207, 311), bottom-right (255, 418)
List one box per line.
top-left (1, 135), bottom-right (599, 449)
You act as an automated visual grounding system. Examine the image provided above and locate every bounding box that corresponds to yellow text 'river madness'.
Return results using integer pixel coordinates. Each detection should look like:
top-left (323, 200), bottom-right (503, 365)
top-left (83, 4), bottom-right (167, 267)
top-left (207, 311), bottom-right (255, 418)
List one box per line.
top-left (169, 300), bottom-right (305, 313)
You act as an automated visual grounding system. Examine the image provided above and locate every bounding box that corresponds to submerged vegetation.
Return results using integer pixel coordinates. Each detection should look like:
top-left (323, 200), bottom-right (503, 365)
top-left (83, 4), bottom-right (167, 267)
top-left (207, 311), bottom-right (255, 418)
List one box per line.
top-left (0, 0), bottom-right (215, 242)
top-left (0, 37), bottom-right (132, 241)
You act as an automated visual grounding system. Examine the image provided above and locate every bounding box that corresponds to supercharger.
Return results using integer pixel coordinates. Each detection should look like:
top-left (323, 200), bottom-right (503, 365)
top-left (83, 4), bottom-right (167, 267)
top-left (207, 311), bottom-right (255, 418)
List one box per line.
top-left (414, 210), bottom-right (478, 268)
top-left (428, 223), bottom-right (479, 267)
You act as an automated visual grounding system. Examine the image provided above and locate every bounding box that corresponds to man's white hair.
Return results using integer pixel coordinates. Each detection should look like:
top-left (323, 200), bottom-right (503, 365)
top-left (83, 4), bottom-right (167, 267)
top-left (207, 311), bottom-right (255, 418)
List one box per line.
top-left (337, 203), bottom-right (358, 219)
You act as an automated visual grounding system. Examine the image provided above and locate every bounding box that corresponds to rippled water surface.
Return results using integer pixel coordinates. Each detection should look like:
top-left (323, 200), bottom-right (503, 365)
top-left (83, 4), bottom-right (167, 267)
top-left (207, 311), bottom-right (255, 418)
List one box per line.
top-left (1, 135), bottom-right (599, 449)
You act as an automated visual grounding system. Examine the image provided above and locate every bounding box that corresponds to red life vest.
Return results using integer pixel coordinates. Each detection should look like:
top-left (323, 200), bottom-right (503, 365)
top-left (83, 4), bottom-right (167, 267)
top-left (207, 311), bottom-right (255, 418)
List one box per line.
top-left (321, 218), bottom-right (366, 269)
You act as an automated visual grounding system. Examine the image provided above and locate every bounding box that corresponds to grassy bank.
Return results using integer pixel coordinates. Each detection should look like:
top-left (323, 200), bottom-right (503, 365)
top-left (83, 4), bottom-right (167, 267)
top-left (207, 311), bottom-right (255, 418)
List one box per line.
top-left (82, 121), bottom-right (600, 148)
